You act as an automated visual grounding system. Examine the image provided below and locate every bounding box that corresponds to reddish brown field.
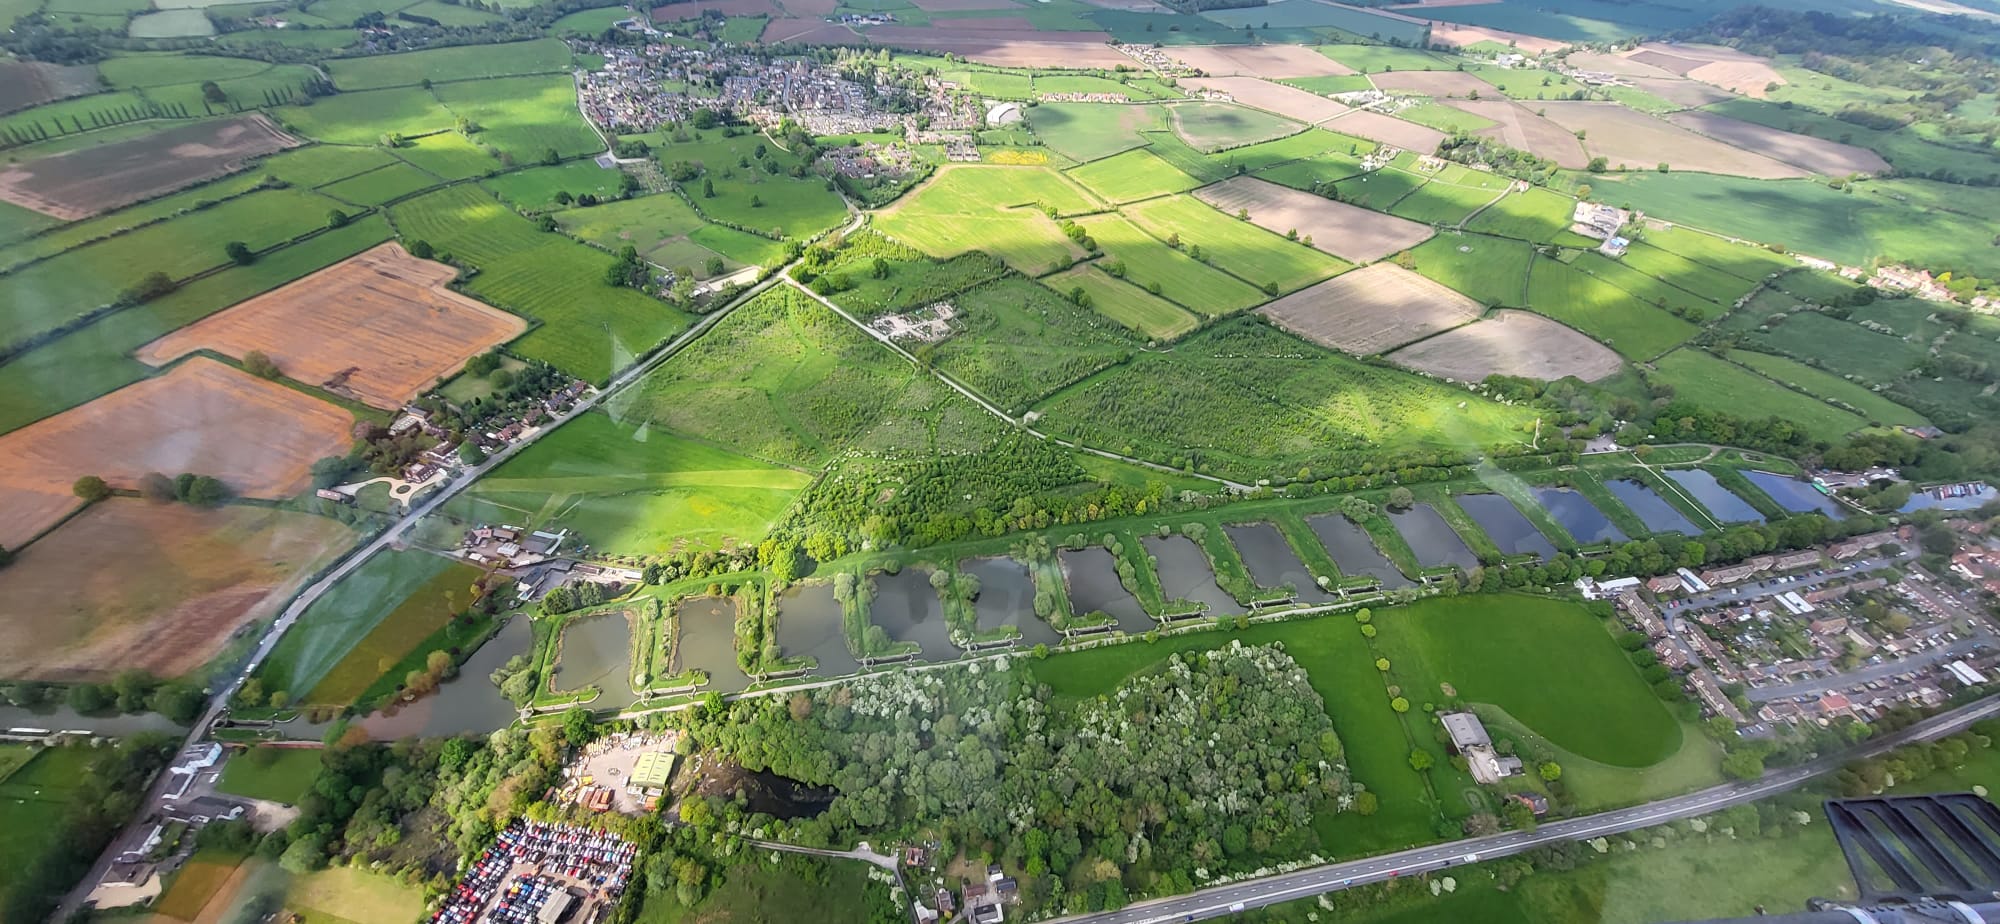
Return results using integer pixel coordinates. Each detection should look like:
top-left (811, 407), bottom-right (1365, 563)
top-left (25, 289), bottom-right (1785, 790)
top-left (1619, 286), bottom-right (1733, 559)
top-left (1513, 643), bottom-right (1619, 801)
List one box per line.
top-left (0, 358), bottom-right (354, 549)
top-left (1168, 44), bottom-right (1355, 78)
top-left (861, 28), bottom-right (1129, 67)
top-left (1445, 98), bottom-right (1589, 168)
top-left (1629, 43), bottom-right (1785, 97)
top-left (948, 15), bottom-right (1036, 29)
top-left (1388, 308), bottom-right (1622, 382)
top-left (1667, 111), bottom-right (1889, 176)
top-left (1627, 49), bottom-right (1702, 76)
top-left (1195, 175), bottom-right (1432, 264)
top-left (1428, 23), bottom-right (1565, 55)
top-left (1257, 263), bottom-right (1480, 355)
top-left (1371, 70), bottom-right (1492, 98)
top-left (0, 115), bottom-right (299, 220)
top-left (1537, 101), bottom-right (1806, 178)
top-left (651, 0), bottom-right (781, 18)
top-left (0, 499), bottom-right (355, 681)
top-left (0, 60), bottom-right (98, 115)
top-left (1564, 51), bottom-right (1675, 79)
top-left (1185, 76), bottom-right (1350, 123)
top-left (1321, 109), bottom-right (1446, 151)
top-left (136, 243), bottom-right (527, 409)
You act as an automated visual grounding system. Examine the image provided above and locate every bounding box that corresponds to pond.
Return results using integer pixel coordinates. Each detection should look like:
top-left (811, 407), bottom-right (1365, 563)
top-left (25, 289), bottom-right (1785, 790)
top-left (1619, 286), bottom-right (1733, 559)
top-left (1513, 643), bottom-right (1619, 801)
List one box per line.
top-left (1224, 522), bottom-right (1334, 602)
top-left (776, 583), bottom-right (859, 678)
top-left (1389, 504), bottom-right (1479, 571)
top-left (675, 597), bottom-right (752, 694)
top-left (1902, 482), bottom-right (1997, 513)
top-left (551, 611), bottom-right (639, 710)
top-left (1306, 514), bottom-right (1412, 589)
top-left (1664, 469), bottom-right (1764, 524)
top-left (1743, 470), bottom-right (1847, 519)
top-left (1141, 535), bottom-right (1243, 615)
top-left (1455, 494), bottom-right (1555, 559)
top-left (1532, 487), bottom-right (1627, 545)
top-left (1058, 547), bottom-right (1153, 633)
top-left (871, 568), bottom-right (959, 662)
top-left (1605, 479), bottom-right (1699, 535)
top-left (359, 615), bottom-right (530, 739)
top-left (963, 557), bottom-right (1062, 647)
top-left (705, 764), bottom-right (837, 821)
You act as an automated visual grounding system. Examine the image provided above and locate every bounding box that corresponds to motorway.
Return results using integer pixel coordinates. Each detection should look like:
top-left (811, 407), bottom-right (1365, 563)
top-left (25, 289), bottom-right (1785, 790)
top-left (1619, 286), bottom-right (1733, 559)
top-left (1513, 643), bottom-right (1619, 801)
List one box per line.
top-left (1044, 695), bottom-right (2000, 924)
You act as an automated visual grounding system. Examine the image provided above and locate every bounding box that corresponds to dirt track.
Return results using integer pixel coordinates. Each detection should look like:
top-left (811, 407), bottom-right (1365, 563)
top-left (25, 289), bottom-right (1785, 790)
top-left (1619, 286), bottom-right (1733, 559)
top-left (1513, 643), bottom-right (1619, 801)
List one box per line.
top-left (138, 242), bottom-right (527, 409)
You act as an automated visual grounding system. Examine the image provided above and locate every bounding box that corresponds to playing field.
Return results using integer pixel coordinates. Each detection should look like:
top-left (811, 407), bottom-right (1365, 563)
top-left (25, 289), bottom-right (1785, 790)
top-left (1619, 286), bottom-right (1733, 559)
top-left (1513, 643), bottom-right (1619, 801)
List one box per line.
top-left (0, 359), bottom-right (354, 550)
top-left (215, 747), bottom-right (322, 803)
top-left (1074, 213), bottom-right (1267, 315)
top-left (1524, 255), bottom-right (1696, 360)
top-left (1064, 148), bottom-right (1201, 203)
top-left (324, 37), bottom-right (574, 91)
top-left (0, 115), bottom-right (299, 220)
top-left (1196, 175), bottom-right (1433, 264)
top-left (0, 500), bottom-right (354, 681)
top-left (1389, 309), bottom-right (1624, 383)
top-left (874, 165), bottom-right (1095, 276)
top-left (138, 243), bottom-right (526, 408)
top-left (259, 549), bottom-right (476, 704)
top-left (1044, 264), bottom-right (1200, 340)
top-left (389, 186), bottom-right (690, 383)
top-left (1652, 349), bottom-right (1868, 442)
top-left (445, 411), bottom-right (811, 553)
top-left (1124, 194), bottom-right (1346, 294)
top-left (1258, 263), bottom-right (1480, 356)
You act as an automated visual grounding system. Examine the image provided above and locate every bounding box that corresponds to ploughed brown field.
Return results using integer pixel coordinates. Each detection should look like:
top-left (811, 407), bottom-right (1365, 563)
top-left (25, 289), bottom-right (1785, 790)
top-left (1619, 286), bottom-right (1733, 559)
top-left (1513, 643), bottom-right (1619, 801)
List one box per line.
top-left (137, 242), bottom-right (528, 409)
top-left (1321, 109), bottom-right (1447, 151)
top-left (1184, 76), bottom-right (1351, 124)
top-left (1195, 175), bottom-right (1433, 264)
top-left (0, 499), bottom-right (353, 682)
top-left (856, 28), bottom-right (1131, 68)
top-left (1168, 44), bottom-right (1355, 78)
top-left (1626, 43), bottom-right (1787, 97)
top-left (1444, 98), bottom-right (1589, 169)
top-left (1370, 70), bottom-right (1491, 98)
top-left (0, 115), bottom-right (299, 220)
top-left (1258, 263), bottom-right (1481, 355)
top-left (0, 357), bottom-right (353, 549)
top-left (1536, 101), bottom-right (1808, 179)
top-left (0, 60), bottom-right (99, 116)
top-left (1388, 308), bottom-right (1623, 382)
top-left (1666, 110), bottom-right (1890, 176)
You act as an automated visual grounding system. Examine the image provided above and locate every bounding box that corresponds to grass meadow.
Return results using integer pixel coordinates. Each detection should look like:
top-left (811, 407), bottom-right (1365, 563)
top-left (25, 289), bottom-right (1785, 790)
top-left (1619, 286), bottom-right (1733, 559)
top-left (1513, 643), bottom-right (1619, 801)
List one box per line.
top-left (272, 87), bottom-right (457, 144)
top-left (1463, 186), bottom-right (1579, 243)
top-left (324, 37), bottom-right (574, 91)
top-left (389, 186), bottom-right (689, 382)
top-left (1653, 349), bottom-right (1867, 442)
top-left (255, 144), bottom-right (400, 188)
top-left (1405, 232), bottom-right (1534, 308)
top-left (445, 411), bottom-right (811, 554)
top-left (285, 866), bottom-right (428, 924)
top-left (319, 161), bottom-right (440, 205)
top-left (433, 75), bottom-right (605, 161)
top-left (1065, 148), bottom-right (1202, 203)
top-left (482, 161), bottom-right (631, 210)
top-left (215, 747), bottom-right (322, 803)
top-left (0, 748), bottom-right (94, 910)
top-left (875, 166), bottom-right (1096, 275)
top-left (1043, 264), bottom-right (1200, 340)
top-left (1730, 351), bottom-right (1929, 428)
top-left (1076, 213), bottom-right (1267, 314)
top-left (1524, 255), bottom-right (1696, 359)
top-left (256, 549), bottom-right (474, 704)
top-left (1027, 102), bottom-right (1166, 162)
top-left (1124, 194), bottom-right (1346, 294)
top-left (925, 277), bottom-right (1141, 413)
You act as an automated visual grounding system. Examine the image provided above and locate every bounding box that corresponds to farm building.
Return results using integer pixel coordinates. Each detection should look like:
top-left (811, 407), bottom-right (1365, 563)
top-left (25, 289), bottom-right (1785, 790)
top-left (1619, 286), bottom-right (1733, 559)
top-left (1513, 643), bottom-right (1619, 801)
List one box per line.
top-left (985, 102), bottom-right (1023, 126)
top-left (1439, 712), bottom-right (1520, 785)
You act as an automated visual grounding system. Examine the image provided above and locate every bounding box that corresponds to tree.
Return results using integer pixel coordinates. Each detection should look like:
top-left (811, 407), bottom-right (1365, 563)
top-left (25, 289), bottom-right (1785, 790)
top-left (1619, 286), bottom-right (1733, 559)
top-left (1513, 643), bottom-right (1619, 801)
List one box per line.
top-left (458, 441), bottom-right (487, 465)
top-left (184, 476), bottom-right (229, 507)
top-left (554, 191), bottom-right (574, 206)
top-left (225, 241), bottom-right (254, 265)
top-left (139, 471), bottom-right (177, 501)
top-left (1722, 749), bottom-right (1765, 781)
top-left (750, 194), bottom-right (763, 208)
top-left (1538, 761), bottom-right (1562, 782)
top-left (326, 209), bottom-right (349, 229)
top-left (702, 178), bottom-right (715, 198)
top-left (72, 475), bottom-right (111, 502)
top-left (242, 350), bottom-right (281, 379)
top-left (1353, 791), bottom-right (1379, 815)
top-left (540, 148), bottom-right (560, 166)
top-left (1390, 696), bottom-right (1410, 713)
top-left (408, 239), bottom-right (435, 260)
top-left (1388, 486), bottom-right (1415, 510)
top-left (562, 707), bottom-right (595, 745)
top-left (1409, 748), bottom-right (1433, 771)
top-left (200, 80), bottom-right (229, 105)
top-left (1587, 156), bottom-right (1609, 172)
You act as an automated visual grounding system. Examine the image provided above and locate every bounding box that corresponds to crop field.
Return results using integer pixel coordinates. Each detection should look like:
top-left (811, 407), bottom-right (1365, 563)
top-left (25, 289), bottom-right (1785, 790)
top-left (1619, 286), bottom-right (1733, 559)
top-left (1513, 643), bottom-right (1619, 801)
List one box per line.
top-left (1074, 213), bottom-right (1266, 314)
top-left (0, 171), bottom-right (271, 271)
top-left (272, 87), bottom-right (457, 145)
top-left (389, 186), bottom-right (690, 382)
top-left (154, 851), bottom-right (243, 922)
top-left (1384, 175), bottom-right (1504, 228)
top-left (1524, 256), bottom-right (1696, 359)
top-left (255, 144), bottom-right (398, 188)
top-left (0, 359), bottom-right (353, 550)
top-left (1251, 148), bottom-right (1370, 192)
top-left (1404, 232), bottom-right (1533, 308)
top-left (1209, 127), bottom-right (1375, 174)
top-left (317, 161), bottom-right (438, 205)
top-left (1044, 264), bottom-right (1199, 340)
top-left (1320, 109), bottom-right (1447, 151)
top-left (1196, 175), bottom-right (1432, 263)
top-left (1665, 110), bottom-right (1889, 177)
top-left (1202, 0), bottom-right (1428, 44)
top-left (1730, 351), bottom-right (1928, 428)
top-left (1166, 43), bottom-right (1356, 78)
top-left (138, 243), bottom-right (526, 408)
top-left (325, 37), bottom-right (574, 91)
top-left (1389, 309), bottom-right (1624, 383)
top-left (0, 115), bottom-right (299, 220)
top-left (1183, 76), bottom-right (1349, 124)
top-left (1538, 101), bottom-right (1806, 179)
top-left (1396, 101), bottom-right (1497, 133)
top-left (926, 277), bottom-right (1139, 412)
top-left (1448, 98), bottom-right (1591, 169)
top-left (0, 499), bottom-right (353, 681)
top-left (1256, 263), bottom-right (1480, 356)
top-left (445, 411), bottom-right (810, 553)
top-left (482, 161), bottom-right (630, 210)
top-left (1025, 102), bottom-right (1165, 162)
top-left (433, 75), bottom-right (605, 161)
top-left (1652, 349), bottom-right (1867, 441)
top-left (0, 213), bottom-right (394, 437)
top-left (1322, 158), bottom-right (1428, 211)
top-left (874, 165), bottom-right (1094, 275)
top-left (257, 549), bottom-right (474, 704)
top-left (1124, 194), bottom-right (1345, 294)
top-left (0, 59), bottom-right (96, 115)
top-left (216, 747), bottom-right (322, 803)
top-left (1319, 43), bottom-right (1458, 73)
top-left (1462, 185), bottom-right (1579, 243)
top-left (1064, 148), bottom-right (1200, 203)
top-left (1167, 101), bottom-right (1303, 152)
top-left (283, 867), bottom-right (427, 924)
top-left (1032, 319), bottom-right (1535, 481)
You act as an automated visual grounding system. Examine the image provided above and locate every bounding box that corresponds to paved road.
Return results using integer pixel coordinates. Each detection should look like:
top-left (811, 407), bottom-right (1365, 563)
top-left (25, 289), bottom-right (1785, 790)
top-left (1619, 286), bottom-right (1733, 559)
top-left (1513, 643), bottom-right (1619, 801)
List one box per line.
top-left (1664, 554), bottom-right (1906, 613)
top-left (1748, 635), bottom-right (1993, 703)
top-left (1044, 695), bottom-right (2000, 924)
top-left (745, 838), bottom-right (897, 871)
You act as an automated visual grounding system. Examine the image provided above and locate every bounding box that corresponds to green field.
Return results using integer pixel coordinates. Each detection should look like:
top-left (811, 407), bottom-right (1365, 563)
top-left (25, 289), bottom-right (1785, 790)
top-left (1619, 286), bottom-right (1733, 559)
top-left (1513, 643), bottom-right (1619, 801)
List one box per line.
top-left (319, 161), bottom-right (440, 205)
top-left (258, 549), bottom-right (474, 704)
top-left (1076, 212), bottom-right (1268, 315)
top-left (1388, 176), bottom-right (1504, 227)
top-left (1026, 102), bottom-right (1167, 162)
top-left (215, 747), bottom-right (322, 803)
top-left (325, 37), bottom-right (574, 91)
top-left (392, 130), bottom-right (500, 179)
top-left (433, 74), bottom-right (604, 161)
top-left (1169, 100), bottom-right (1303, 152)
top-left (1729, 351), bottom-right (1930, 428)
top-left (1652, 349), bottom-right (1867, 442)
top-left (1398, 101), bottom-right (1498, 133)
top-left (1524, 255), bottom-right (1697, 360)
top-left (1408, 232), bottom-right (1538, 309)
top-left (444, 411), bottom-right (811, 553)
top-left (556, 193), bottom-right (704, 254)
top-left (1320, 43), bottom-right (1459, 73)
top-left (1124, 194), bottom-right (1346, 294)
top-left (256, 144), bottom-right (400, 188)
top-left (1044, 264), bottom-right (1200, 340)
top-left (1032, 319), bottom-right (1537, 481)
top-left (1065, 148), bottom-right (1201, 204)
top-left (0, 170), bottom-right (270, 271)
top-left (0, 748), bottom-right (94, 913)
top-left (272, 87), bottom-right (457, 144)
top-left (925, 277), bottom-right (1140, 413)
top-left (875, 166), bottom-right (1094, 276)
top-left (389, 185), bottom-right (689, 382)
top-left (1463, 186), bottom-right (1578, 243)
top-left (483, 161), bottom-right (630, 210)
